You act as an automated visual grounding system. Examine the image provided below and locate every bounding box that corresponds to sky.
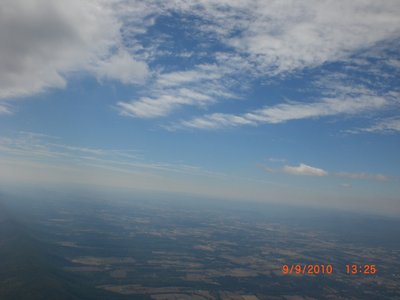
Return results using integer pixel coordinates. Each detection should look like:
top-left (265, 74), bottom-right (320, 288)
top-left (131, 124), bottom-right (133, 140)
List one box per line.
top-left (0, 0), bottom-right (399, 215)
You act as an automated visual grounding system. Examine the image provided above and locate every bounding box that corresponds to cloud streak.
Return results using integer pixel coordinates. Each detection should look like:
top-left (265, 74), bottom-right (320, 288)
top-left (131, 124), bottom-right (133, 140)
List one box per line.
top-left (283, 163), bottom-right (328, 177)
top-left (118, 89), bottom-right (214, 118)
top-left (0, 131), bottom-right (227, 179)
top-left (177, 93), bottom-right (388, 129)
top-left (351, 118), bottom-right (400, 134)
top-left (261, 161), bottom-right (390, 182)
top-left (117, 64), bottom-right (239, 118)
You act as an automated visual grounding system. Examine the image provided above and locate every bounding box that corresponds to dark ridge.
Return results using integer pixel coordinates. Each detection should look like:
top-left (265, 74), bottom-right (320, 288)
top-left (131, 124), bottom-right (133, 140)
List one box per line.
top-left (0, 201), bottom-right (137, 300)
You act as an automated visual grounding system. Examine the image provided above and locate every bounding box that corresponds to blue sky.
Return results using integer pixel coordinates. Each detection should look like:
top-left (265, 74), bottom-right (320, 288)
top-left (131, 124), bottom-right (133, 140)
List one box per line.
top-left (0, 0), bottom-right (399, 215)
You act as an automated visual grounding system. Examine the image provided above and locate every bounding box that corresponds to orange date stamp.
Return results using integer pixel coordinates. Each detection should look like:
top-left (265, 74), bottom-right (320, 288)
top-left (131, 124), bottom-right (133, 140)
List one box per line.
top-left (345, 264), bottom-right (377, 275)
top-left (282, 264), bottom-right (333, 275)
top-left (282, 264), bottom-right (377, 275)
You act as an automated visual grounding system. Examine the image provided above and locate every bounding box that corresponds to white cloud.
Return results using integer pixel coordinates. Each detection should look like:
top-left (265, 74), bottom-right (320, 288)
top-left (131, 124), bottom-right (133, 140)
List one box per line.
top-left (156, 66), bottom-right (223, 88)
top-left (0, 0), bottom-right (148, 101)
top-left (116, 1), bottom-right (400, 120)
top-left (178, 93), bottom-right (388, 129)
top-left (262, 163), bottom-right (390, 183)
top-left (118, 89), bottom-right (214, 118)
top-left (354, 118), bottom-right (400, 134)
top-left (226, 1), bottom-right (399, 73)
top-left (260, 160), bottom-right (390, 182)
top-left (283, 163), bottom-right (328, 177)
top-left (93, 50), bottom-right (149, 84)
top-left (118, 64), bottom-right (238, 118)
top-left (144, 0), bottom-right (400, 75)
top-left (247, 95), bottom-right (387, 123)
top-left (2, 0), bottom-right (399, 123)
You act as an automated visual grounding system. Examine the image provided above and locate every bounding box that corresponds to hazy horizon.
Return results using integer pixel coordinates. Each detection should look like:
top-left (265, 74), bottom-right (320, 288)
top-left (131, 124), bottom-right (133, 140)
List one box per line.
top-left (1, 0), bottom-right (400, 216)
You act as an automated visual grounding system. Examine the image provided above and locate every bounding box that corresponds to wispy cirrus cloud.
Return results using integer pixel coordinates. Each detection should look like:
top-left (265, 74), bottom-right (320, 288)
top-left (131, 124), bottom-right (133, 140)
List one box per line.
top-left (118, 91), bottom-right (212, 118)
top-left (350, 117), bottom-right (400, 134)
top-left (208, 0), bottom-right (400, 74)
top-left (144, 0), bottom-right (400, 75)
top-left (117, 64), bottom-right (239, 118)
top-left (175, 93), bottom-right (389, 130)
top-left (0, 131), bottom-right (227, 179)
top-left (116, 0), bottom-right (400, 122)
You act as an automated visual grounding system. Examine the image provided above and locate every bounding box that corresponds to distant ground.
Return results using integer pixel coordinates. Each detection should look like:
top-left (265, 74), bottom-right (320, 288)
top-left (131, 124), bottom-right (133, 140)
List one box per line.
top-left (1, 188), bottom-right (399, 299)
